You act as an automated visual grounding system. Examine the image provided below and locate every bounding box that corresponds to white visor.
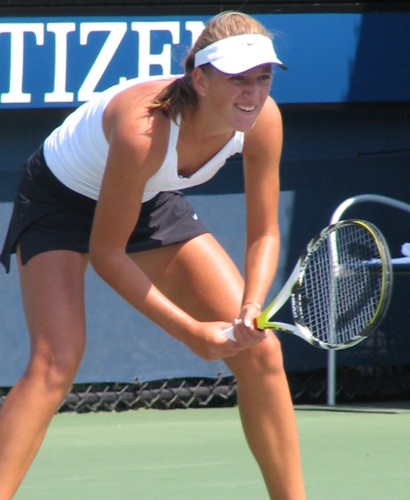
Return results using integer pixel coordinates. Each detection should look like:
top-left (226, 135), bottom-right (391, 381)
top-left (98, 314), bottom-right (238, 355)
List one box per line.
top-left (194, 34), bottom-right (287, 74)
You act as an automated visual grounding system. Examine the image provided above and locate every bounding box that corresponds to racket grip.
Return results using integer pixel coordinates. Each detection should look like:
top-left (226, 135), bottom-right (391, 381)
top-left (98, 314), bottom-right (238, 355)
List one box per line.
top-left (222, 326), bottom-right (236, 341)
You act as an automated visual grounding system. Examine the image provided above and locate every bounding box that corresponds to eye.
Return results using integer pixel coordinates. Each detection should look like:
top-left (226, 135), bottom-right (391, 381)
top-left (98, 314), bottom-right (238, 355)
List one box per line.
top-left (259, 73), bottom-right (273, 82)
top-left (229, 75), bottom-right (245, 82)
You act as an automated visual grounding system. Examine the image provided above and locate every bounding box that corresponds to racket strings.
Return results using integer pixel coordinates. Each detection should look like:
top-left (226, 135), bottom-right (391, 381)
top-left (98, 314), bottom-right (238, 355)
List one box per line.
top-left (293, 223), bottom-right (386, 346)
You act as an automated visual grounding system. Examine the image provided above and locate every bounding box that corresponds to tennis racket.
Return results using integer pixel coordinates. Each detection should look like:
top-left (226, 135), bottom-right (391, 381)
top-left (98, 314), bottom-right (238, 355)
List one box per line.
top-left (223, 219), bottom-right (393, 350)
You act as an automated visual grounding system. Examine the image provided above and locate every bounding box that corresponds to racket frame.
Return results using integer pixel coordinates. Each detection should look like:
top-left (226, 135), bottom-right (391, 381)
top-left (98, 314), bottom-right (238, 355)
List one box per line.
top-left (225, 219), bottom-right (393, 351)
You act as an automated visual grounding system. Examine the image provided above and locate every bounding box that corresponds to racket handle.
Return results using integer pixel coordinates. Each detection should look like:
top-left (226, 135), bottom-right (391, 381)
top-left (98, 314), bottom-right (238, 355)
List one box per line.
top-left (222, 326), bottom-right (236, 341)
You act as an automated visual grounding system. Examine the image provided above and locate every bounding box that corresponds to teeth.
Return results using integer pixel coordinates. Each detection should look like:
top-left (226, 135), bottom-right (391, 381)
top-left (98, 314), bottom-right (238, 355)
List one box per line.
top-left (237, 105), bottom-right (256, 112)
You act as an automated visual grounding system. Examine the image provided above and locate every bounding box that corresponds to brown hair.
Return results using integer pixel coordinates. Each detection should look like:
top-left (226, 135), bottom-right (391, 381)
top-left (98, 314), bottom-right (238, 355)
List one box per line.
top-left (148, 11), bottom-right (272, 121)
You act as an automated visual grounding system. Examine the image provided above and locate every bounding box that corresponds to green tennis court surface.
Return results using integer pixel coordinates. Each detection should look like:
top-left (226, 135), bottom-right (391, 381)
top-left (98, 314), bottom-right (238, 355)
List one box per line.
top-left (16, 406), bottom-right (410, 499)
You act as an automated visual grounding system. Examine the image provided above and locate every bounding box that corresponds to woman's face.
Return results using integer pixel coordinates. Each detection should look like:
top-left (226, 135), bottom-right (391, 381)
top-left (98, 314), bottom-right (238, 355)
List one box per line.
top-left (196, 64), bottom-right (273, 132)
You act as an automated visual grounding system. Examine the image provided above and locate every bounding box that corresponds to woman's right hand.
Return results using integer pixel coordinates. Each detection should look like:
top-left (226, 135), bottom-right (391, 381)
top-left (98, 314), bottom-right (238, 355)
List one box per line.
top-left (186, 320), bottom-right (266, 361)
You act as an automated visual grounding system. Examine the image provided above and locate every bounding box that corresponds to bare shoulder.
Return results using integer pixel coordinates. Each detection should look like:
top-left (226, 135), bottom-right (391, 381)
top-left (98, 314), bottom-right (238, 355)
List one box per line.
top-left (103, 79), bottom-right (172, 144)
top-left (102, 79), bottom-right (173, 174)
top-left (242, 96), bottom-right (283, 158)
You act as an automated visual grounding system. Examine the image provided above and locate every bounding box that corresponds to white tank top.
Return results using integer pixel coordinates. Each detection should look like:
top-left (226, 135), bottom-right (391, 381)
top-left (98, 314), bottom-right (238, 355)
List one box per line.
top-left (43, 78), bottom-right (245, 203)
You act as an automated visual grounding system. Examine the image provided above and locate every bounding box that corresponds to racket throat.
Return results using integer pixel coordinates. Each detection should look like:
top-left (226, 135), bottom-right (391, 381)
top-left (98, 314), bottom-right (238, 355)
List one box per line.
top-left (255, 317), bottom-right (265, 330)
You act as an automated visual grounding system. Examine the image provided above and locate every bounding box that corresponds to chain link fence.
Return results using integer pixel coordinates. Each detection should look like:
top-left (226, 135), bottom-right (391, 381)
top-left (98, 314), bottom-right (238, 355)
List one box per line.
top-left (1, 367), bottom-right (409, 413)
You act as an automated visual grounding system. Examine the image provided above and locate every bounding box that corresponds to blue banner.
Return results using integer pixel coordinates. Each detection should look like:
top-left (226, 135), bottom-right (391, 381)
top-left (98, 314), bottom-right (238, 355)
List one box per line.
top-left (0, 13), bottom-right (409, 108)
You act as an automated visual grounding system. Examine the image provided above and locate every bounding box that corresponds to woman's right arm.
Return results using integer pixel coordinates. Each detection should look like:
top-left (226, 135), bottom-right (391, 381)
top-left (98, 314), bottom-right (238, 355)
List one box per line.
top-left (89, 98), bottom-right (239, 360)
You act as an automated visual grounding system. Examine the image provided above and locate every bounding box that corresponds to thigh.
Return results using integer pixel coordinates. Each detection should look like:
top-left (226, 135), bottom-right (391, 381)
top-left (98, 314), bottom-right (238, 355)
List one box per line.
top-left (131, 233), bottom-right (244, 322)
top-left (132, 236), bottom-right (285, 379)
top-left (17, 249), bottom-right (89, 362)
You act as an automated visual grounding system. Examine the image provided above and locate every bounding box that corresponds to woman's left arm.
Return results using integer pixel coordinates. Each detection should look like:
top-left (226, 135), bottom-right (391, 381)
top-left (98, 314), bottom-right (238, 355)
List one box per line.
top-left (239, 96), bottom-right (283, 328)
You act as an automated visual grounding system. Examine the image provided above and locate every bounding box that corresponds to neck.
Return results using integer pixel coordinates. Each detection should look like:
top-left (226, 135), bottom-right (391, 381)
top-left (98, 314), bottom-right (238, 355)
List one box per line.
top-left (180, 105), bottom-right (234, 141)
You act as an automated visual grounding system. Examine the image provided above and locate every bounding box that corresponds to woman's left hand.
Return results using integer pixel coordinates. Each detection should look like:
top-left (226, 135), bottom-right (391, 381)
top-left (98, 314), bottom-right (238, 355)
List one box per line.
top-left (230, 302), bottom-right (268, 346)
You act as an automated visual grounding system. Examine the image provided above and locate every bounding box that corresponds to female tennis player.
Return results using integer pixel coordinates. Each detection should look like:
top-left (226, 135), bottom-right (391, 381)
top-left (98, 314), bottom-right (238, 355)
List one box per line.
top-left (0, 11), bottom-right (305, 499)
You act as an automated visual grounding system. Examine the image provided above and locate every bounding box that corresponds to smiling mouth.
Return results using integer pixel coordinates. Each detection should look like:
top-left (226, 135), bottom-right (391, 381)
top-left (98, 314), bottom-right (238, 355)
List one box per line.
top-left (236, 104), bottom-right (257, 112)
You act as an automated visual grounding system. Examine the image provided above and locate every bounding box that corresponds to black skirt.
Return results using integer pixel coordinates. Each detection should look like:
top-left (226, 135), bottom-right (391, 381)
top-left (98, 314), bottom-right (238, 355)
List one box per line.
top-left (0, 146), bottom-right (208, 273)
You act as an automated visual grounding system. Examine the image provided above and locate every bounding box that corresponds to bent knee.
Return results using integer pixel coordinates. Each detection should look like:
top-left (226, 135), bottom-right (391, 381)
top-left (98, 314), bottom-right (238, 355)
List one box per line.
top-left (227, 333), bottom-right (286, 378)
top-left (26, 344), bottom-right (84, 395)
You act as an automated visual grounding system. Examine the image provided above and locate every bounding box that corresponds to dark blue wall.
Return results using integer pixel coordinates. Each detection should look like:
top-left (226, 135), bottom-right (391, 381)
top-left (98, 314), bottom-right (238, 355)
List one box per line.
top-left (1, 7), bottom-right (409, 386)
top-left (1, 103), bottom-right (409, 385)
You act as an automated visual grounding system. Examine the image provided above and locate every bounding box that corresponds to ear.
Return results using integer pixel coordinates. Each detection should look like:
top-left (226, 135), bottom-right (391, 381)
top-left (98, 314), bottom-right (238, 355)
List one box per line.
top-left (190, 67), bottom-right (209, 97)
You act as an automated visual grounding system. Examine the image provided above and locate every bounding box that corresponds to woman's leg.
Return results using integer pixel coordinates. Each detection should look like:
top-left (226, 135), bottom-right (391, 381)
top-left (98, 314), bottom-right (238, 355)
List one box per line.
top-left (0, 250), bottom-right (88, 499)
top-left (225, 339), bottom-right (305, 500)
top-left (132, 234), bottom-right (306, 500)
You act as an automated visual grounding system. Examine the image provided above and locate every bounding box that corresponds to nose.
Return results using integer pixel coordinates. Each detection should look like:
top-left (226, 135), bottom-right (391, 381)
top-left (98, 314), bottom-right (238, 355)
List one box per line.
top-left (242, 79), bottom-right (261, 96)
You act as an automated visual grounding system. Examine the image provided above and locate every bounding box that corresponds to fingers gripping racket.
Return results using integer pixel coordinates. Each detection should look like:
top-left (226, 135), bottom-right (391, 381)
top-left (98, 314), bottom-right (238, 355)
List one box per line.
top-left (224, 219), bottom-right (393, 350)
